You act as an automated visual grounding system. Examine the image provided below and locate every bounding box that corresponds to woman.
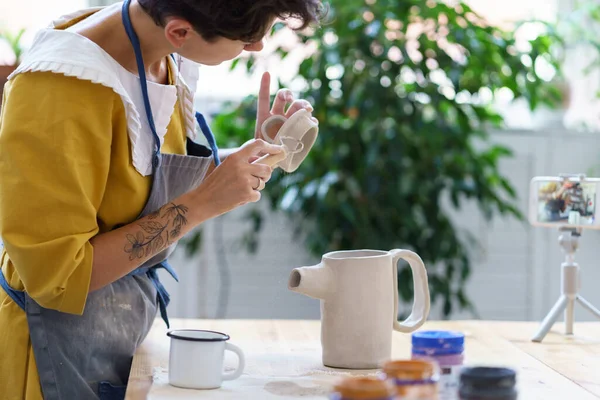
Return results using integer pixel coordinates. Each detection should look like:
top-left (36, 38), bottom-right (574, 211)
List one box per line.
top-left (0, 0), bottom-right (322, 398)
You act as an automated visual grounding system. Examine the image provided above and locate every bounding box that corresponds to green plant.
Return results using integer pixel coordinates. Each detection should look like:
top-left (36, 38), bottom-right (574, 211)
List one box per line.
top-left (0, 28), bottom-right (26, 65)
top-left (189, 0), bottom-right (561, 317)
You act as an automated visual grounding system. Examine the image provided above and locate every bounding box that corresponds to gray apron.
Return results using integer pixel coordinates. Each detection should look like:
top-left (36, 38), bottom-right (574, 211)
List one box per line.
top-left (0, 0), bottom-right (220, 398)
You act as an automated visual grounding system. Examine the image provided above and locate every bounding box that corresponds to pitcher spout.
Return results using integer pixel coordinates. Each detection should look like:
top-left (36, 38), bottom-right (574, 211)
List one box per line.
top-left (288, 263), bottom-right (332, 300)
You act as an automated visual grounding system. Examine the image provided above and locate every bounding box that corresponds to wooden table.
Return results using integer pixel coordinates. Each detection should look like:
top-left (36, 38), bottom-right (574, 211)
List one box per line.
top-left (125, 319), bottom-right (600, 399)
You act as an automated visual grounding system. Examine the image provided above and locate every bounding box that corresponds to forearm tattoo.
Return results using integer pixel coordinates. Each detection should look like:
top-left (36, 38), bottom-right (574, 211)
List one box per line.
top-left (124, 203), bottom-right (189, 260)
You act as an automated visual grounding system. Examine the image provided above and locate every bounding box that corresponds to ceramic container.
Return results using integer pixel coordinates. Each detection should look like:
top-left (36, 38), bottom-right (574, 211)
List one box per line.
top-left (288, 249), bottom-right (431, 369)
top-left (167, 329), bottom-right (245, 389)
top-left (412, 330), bottom-right (465, 400)
top-left (329, 376), bottom-right (397, 400)
top-left (382, 359), bottom-right (440, 399)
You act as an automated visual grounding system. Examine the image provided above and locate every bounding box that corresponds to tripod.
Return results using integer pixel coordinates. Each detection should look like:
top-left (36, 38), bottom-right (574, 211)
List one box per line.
top-left (532, 227), bottom-right (600, 342)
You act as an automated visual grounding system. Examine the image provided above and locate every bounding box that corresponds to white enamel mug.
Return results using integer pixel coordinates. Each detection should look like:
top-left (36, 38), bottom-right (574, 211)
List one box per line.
top-left (167, 330), bottom-right (245, 389)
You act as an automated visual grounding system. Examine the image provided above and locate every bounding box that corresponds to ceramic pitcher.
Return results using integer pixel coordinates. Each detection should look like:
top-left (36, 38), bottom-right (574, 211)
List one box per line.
top-left (288, 249), bottom-right (430, 369)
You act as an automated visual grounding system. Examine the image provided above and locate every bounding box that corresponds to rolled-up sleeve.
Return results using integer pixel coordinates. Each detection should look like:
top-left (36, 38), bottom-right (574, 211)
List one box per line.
top-left (0, 71), bottom-right (117, 314)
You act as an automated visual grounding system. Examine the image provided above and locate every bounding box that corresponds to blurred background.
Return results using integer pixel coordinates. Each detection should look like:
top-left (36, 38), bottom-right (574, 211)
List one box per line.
top-left (2, 0), bottom-right (600, 323)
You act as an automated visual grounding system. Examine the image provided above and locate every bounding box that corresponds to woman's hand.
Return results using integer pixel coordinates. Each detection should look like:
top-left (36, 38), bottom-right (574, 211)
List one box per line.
top-left (255, 71), bottom-right (318, 142)
top-left (87, 139), bottom-right (281, 292)
top-left (193, 139), bottom-right (284, 217)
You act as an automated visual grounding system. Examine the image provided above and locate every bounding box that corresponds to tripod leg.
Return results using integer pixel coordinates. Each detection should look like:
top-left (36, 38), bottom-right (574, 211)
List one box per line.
top-left (576, 296), bottom-right (600, 320)
top-left (565, 297), bottom-right (575, 335)
top-left (532, 296), bottom-right (568, 343)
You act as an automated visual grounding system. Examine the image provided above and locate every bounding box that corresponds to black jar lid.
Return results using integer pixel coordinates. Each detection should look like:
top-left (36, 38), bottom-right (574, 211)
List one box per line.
top-left (459, 366), bottom-right (517, 399)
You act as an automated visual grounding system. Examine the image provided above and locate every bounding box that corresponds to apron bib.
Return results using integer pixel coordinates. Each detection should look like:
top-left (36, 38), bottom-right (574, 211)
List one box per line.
top-left (0, 1), bottom-right (221, 398)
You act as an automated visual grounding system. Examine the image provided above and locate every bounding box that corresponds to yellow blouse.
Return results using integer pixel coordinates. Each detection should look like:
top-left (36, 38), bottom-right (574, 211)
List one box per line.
top-left (0, 68), bottom-right (187, 398)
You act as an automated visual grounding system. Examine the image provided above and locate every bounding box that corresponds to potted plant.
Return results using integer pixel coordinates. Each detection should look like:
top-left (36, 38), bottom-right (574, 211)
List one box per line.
top-left (186, 0), bottom-right (563, 318)
top-left (0, 28), bottom-right (26, 98)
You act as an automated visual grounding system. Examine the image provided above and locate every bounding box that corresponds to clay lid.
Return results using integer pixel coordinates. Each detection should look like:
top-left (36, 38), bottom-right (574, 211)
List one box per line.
top-left (332, 376), bottom-right (396, 399)
top-left (382, 360), bottom-right (439, 381)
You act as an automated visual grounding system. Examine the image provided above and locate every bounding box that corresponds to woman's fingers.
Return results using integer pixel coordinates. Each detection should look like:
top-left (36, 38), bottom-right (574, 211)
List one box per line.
top-left (256, 72), bottom-right (272, 123)
top-left (248, 155), bottom-right (261, 163)
top-left (271, 89), bottom-right (294, 115)
top-left (249, 163), bottom-right (273, 182)
top-left (239, 139), bottom-right (284, 158)
top-left (254, 178), bottom-right (266, 191)
top-left (249, 175), bottom-right (267, 191)
top-left (285, 99), bottom-right (314, 118)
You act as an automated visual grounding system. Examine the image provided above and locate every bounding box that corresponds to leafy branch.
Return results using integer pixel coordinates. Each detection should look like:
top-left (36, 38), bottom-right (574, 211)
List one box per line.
top-left (208, 0), bottom-right (562, 318)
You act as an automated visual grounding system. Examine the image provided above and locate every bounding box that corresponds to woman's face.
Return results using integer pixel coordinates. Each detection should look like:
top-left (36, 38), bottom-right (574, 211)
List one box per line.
top-left (178, 32), bottom-right (265, 65)
top-left (162, 18), bottom-right (269, 66)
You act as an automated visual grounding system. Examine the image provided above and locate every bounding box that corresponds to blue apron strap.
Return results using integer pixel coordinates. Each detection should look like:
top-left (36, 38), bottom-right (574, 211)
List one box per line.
top-left (122, 0), bottom-right (161, 166)
top-left (195, 112), bottom-right (221, 166)
top-left (0, 268), bottom-right (26, 310)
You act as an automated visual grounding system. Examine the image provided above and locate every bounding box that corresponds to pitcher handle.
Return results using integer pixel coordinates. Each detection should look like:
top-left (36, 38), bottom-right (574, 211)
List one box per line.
top-left (390, 249), bottom-right (431, 333)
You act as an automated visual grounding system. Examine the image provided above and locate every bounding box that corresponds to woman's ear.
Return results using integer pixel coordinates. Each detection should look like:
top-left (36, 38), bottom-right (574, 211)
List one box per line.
top-left (164, 18), bottom-right (193, 49)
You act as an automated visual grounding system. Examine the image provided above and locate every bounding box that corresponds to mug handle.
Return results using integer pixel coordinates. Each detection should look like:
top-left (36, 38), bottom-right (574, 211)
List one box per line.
top-left (222, 342), bottom-right (246, 381)
top-left (390, 249), bottom-right (431, 333)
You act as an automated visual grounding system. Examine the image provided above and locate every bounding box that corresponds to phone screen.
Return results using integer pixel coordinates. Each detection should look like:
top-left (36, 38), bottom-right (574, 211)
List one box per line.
top-left (535, 180), bottom-right (596, 225)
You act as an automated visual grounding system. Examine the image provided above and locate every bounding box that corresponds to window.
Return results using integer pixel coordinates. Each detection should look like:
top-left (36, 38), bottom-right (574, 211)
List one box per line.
top-left (468, 0), bottom-right (560, 25)
top-left (0, 0), bottom-right (87, 64)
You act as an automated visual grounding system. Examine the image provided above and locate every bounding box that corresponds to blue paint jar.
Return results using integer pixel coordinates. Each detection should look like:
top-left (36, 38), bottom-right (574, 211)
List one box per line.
top-left (459, 366), bottom-right (517, 400)
top-left (411, 330), bottom-right (465, 400)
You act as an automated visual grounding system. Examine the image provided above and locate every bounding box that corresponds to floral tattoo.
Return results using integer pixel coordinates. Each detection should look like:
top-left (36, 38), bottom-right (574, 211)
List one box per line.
top-left (124, 203), bottom-right (189, 260)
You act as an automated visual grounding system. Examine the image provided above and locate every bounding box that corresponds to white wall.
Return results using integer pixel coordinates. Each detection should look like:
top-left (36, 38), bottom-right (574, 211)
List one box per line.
top-left (0, 0), bottom-right (86, 32)
top-left (0, 0), bottom-right (87, 64)
top-left (446, 126), bottom-right (600, 322)
top-left (160, 123), bottom-right (600, 324)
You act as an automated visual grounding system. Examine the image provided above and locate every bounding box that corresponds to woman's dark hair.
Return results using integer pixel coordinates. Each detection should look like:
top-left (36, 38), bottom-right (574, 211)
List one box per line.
top-left (138, 0), bottom-right (324, 43)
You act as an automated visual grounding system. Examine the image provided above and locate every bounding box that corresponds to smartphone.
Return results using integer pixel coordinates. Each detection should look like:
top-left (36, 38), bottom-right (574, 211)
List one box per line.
top-left (529, 176), bottom-right (600, 229)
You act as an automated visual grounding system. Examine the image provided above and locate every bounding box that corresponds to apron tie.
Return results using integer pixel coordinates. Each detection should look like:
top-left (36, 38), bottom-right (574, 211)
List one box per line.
top-left (0, 268), bottom-right (26, 310)
top-left (129, 261), bottom-right (179, 328)
top-left (1, 260), bottom-right (180, 330)
top-left (145, 261), bottom-right (178, 329)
